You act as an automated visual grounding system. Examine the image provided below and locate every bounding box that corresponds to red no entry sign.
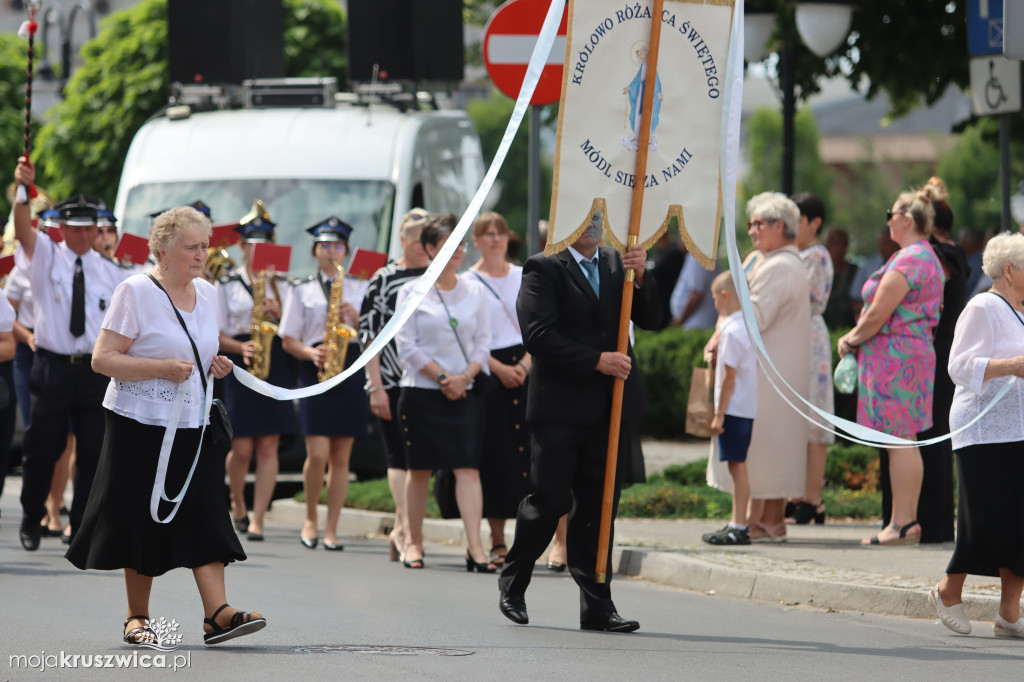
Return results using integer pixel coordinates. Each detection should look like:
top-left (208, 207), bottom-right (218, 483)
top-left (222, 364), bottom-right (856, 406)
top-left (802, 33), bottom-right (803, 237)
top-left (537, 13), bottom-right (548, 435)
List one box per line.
top-left (482, 0), bottom-right (568, 106)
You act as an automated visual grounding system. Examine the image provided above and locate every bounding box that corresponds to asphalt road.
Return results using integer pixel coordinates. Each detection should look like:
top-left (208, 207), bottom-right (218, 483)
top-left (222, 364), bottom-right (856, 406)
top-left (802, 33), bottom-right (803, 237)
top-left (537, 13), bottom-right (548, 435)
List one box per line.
top-left (2, 521), bottom-right (1024, 681)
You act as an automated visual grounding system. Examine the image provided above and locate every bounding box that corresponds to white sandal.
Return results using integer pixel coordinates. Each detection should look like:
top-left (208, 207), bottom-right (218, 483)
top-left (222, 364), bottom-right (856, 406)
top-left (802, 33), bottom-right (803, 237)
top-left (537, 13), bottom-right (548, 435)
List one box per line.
top-left (929, 585), bottom-right (971, 634)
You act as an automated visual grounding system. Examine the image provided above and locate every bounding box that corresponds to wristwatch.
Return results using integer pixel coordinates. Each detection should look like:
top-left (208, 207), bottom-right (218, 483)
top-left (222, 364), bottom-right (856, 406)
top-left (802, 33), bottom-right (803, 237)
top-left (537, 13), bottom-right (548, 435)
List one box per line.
top-left (436, 370), bottom-right (449, 382)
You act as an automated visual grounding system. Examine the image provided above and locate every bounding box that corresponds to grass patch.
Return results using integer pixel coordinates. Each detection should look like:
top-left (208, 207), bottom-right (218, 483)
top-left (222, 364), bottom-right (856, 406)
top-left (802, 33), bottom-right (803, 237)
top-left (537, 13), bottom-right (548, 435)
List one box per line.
top-left (295, 477), bottom-right (441, 518)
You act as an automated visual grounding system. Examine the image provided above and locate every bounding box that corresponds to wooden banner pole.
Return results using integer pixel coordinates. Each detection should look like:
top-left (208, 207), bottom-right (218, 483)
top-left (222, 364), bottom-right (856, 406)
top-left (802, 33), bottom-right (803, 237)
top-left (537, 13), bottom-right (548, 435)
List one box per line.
top-left (595, 0), bottom-right (665, 584)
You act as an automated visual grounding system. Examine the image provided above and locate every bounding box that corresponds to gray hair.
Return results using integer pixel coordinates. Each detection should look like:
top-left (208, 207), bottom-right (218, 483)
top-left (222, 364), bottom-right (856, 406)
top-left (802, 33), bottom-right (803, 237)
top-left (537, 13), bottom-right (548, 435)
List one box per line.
top-left (747, 191), bottom-right (798, 240)
top-left (149, 206), bottom-right (212, 258)
top-left (982, 232), bottom-right (1024, 280)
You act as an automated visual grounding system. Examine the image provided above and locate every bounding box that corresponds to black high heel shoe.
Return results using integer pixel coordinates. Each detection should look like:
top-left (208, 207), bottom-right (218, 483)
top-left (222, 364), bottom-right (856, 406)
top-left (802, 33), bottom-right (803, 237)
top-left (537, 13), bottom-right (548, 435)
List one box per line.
top-left (787, 500), bottom-right (826, 525)
top-left (466, 553), bottom-right (498, 573)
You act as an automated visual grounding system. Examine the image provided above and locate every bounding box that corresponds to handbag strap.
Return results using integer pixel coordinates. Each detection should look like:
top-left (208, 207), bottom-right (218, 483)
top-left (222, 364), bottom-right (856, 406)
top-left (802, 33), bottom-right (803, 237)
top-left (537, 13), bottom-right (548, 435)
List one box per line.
top-left (147, 273), bottom-right (207, 393)
top-left (435, 285), bottom-right (471, 366)
top-left (988, 291), bottom-right (1024, 330)
top-left (471, 270), bottom-right (521, 335)
top-left (144, 273), bottom-right (211, 524)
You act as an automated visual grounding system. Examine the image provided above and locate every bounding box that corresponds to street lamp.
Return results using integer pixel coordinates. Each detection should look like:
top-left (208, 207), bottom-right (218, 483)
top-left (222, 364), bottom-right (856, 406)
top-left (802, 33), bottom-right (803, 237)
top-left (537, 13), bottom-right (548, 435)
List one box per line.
top-left (746, 2), bottom-right (853, 196)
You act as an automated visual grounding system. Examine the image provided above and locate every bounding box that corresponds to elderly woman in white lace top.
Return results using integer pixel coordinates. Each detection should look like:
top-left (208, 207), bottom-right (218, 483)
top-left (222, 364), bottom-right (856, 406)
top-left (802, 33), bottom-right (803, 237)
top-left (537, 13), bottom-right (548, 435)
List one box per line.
top-left (929, 232), bottom-right (1024, 639)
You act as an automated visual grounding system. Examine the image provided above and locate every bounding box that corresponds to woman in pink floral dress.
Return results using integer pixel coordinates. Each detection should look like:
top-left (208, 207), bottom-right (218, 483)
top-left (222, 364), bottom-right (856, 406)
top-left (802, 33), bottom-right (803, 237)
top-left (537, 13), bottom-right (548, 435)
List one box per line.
top-left (790, 193), bottom-right (834, 525)
top-left (838, 186), bottom-right (945, 546)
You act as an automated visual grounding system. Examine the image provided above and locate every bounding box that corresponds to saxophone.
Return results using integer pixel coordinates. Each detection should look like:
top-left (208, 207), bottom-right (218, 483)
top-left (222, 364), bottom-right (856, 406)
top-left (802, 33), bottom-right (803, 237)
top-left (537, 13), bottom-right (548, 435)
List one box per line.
top-left (248, 271), bottom-right (279, 380)
top-left (318, 261), bottom-right (358, 382)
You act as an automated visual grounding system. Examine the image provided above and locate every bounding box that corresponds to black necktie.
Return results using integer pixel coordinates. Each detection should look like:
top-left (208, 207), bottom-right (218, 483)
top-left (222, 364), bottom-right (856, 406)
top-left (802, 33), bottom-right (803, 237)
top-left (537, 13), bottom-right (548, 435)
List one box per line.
top-left (70, 257), bottom-right (85, 338)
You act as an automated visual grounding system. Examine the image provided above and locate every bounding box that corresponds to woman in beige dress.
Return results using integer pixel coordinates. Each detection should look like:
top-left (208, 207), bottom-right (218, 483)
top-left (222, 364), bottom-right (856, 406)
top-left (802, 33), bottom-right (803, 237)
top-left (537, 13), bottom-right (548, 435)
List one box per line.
top-left (707, 192), bottom-right (810, 542)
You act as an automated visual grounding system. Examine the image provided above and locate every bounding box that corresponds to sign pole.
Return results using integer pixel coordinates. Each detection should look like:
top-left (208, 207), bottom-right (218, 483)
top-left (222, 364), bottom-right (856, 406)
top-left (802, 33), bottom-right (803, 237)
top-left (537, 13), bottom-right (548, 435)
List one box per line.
top-left (1000, 112), bottom-right (1012, 230)
top-left (528, 105), bottom-right (542, 255)
top-left (595, 0), bottom-right (664, 584)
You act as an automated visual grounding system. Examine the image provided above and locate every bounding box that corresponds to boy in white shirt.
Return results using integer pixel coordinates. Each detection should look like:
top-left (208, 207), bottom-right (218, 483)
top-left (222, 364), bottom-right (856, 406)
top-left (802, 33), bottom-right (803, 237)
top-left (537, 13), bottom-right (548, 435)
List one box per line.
top-left (702, 272), bottom-right (758, 546)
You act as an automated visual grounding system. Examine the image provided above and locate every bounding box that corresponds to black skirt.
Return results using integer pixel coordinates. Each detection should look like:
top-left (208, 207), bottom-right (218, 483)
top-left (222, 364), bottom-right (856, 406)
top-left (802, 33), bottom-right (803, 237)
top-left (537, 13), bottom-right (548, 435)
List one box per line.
top-left (378, 387), bottom-right (406, 470)
top-left (296, 343), bottom-right (368, 438)
top-left (66, 411), bottom-right (246, 578)
top-left (479, 345), bottom-right (531, 519)
top-left (946, 441), bottom-right (1024, 578)
top-left (399, 387), bottom-right (480, 470)
top-left (223, 334), bottom-right (296, 437)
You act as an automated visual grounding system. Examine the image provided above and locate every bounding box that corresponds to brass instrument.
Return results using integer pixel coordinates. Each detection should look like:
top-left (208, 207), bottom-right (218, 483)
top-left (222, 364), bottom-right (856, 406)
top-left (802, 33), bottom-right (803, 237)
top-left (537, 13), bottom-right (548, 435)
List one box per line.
top-left (318, 261), bottom-right (358, 382)
top-left (204, 247), bottom-right (236, 282)
top-left (248, 270), bottom-right (279, 380)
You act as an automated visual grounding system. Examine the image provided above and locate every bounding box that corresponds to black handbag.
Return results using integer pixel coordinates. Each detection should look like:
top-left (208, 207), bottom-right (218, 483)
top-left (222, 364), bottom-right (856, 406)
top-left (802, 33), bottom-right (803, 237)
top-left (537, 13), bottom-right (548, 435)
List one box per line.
top-left (433, 468), bottom-right (460, 519)
top-left (147, 274), bottom-right (232, 456)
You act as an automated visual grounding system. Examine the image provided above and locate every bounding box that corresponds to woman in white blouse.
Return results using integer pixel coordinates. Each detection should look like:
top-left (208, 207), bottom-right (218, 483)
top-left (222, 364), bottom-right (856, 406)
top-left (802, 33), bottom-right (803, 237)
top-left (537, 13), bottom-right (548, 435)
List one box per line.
top-left (67, 206), bottom-right (266, 647)
top-left (467, 212), bottom-right (533, 568)
top-left (396, 214), bottom-right (493, 571)
top-left (930, 232), bottom-right (1024, 639)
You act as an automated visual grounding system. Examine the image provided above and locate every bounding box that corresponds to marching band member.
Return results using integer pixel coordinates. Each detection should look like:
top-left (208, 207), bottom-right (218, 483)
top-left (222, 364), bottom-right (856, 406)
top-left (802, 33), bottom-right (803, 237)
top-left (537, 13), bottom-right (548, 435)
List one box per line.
top-left (215, 204), bottom-right (295, 541)
top-left (281, 217), bottom-right (367, 552)
top-left (11, 159), bottom-right (132, 551)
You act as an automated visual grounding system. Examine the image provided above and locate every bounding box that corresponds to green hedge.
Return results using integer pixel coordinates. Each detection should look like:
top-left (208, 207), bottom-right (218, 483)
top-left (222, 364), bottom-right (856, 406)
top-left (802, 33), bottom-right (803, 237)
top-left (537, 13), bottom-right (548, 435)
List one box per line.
top-left (633, 326), bottom-right (852, 440)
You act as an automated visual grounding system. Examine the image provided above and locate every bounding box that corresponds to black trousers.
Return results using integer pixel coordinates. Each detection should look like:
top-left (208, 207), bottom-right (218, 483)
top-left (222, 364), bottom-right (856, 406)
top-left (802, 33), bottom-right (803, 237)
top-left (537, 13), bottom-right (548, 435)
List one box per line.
top-left (499, 417), bottom-right (628, 621)
top-left (20, 353), bottom-right (108, 533)
top-left (0, 362), bottom-right (17, 503)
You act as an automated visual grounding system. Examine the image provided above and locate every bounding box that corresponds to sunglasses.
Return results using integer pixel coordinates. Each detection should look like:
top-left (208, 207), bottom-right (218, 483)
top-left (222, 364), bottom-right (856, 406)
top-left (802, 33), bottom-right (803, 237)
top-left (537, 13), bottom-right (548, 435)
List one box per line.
top-left (886, 209), bottom-right (906, 221)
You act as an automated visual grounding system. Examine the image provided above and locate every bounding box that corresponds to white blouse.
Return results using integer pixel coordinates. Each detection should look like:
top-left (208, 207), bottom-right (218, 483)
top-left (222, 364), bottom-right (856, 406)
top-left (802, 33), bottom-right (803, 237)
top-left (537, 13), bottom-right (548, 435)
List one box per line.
top-left (279, 274), bottom-right (367, 348)
top-left (5, 265), bottom-right (35, 329)
top-left (396, 277), bottom-right (492, 389)
top-left (464, 266), bottom-right (523, 350)
top-left (948, 292), bottom-right (1024, 450)
top-left (101, 275), bottom-right (219, 428)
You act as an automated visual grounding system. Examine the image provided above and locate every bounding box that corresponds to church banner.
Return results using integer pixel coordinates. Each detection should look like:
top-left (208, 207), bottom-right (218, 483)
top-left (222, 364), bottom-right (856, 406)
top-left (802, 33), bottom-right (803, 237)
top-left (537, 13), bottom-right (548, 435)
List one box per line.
top-left (547, 0), bottom-right (736, 268)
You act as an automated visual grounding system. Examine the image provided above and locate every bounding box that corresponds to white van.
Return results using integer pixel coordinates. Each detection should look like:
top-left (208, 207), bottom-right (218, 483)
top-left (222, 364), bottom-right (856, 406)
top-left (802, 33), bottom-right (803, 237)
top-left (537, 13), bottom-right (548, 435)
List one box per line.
top-left (113, 79), bottom-right (485, 275)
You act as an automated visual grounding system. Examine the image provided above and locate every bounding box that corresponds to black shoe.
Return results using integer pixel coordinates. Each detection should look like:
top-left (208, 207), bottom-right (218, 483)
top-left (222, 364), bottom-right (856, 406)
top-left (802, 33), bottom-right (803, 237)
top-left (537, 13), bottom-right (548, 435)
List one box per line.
top-left (61, 530), bottom-right (73, 546)
top-left (702, 526), bottom-right (751, 546)
top-left (323, 540), bottom-right (344, 551)
top-left (300, 536), bottom-right (318, 550)
top-left (580, 611), bottom-right (640, 633)
top-left (19, 520), bottom-right (40, 551)
top-left (246, 531), bottom-right (264, 542)
top-left (233, 515), bottom-right (249, 533)
top-left (546, 561), bottom-right (567, 572)
top-left (499, 591), bottom-right (529, 625)
top-left (466, 552), bottom-right (497, 573)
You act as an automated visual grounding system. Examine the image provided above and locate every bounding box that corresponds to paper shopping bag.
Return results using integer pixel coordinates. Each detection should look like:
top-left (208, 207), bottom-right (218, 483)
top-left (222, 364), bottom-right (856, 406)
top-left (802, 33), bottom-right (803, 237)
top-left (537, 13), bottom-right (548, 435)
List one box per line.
top-left (685, 364), bottom-right (715, 438)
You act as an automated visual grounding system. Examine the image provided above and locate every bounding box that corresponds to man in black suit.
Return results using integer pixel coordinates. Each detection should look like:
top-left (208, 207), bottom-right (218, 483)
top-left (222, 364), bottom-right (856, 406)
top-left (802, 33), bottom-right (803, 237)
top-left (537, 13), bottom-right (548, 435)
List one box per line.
top-left (498, 212), bottom-right (659, 632)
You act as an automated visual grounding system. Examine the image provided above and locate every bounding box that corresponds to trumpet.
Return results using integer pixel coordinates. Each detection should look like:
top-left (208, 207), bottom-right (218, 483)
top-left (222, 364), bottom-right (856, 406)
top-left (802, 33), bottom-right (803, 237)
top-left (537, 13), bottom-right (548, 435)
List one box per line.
top-left (318, 260), bottom-right (358, 382)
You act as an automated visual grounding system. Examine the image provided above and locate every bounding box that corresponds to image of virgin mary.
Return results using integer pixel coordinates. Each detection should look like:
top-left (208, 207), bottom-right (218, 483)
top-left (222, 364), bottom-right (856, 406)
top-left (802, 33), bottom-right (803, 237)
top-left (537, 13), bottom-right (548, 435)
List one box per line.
top-left (622, 43), bottom-right (663, 152)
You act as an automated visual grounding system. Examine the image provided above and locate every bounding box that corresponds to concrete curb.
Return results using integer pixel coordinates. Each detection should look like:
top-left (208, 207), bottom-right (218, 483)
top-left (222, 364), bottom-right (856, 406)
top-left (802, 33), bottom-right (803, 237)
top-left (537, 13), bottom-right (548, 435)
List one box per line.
top-left (270, 499), bottom-right (1002, 622)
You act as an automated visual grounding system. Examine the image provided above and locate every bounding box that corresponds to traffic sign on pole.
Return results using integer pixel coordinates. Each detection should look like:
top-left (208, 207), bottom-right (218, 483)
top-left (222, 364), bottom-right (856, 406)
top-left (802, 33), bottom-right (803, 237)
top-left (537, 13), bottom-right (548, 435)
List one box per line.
top-left (483, 0), bottom-right (568, 105)
top-left (967, 0), bottom-right (1003, 56)
top-left (969, 55), bottom-right (1021, 115)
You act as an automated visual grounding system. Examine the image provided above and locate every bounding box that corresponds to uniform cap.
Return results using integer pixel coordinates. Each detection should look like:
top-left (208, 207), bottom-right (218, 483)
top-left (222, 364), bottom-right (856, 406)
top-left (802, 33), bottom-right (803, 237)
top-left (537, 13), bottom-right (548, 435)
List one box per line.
top-left (306, 216), bottom-right (353, 242)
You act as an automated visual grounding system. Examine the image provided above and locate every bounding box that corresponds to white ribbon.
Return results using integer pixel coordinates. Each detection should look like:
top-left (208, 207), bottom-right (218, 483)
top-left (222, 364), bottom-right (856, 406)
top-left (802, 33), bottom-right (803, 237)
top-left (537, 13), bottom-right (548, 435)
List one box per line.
top-left (150, 375), bottom-right (211, 524)
top-left (229, 0), bottom-right (566, 402)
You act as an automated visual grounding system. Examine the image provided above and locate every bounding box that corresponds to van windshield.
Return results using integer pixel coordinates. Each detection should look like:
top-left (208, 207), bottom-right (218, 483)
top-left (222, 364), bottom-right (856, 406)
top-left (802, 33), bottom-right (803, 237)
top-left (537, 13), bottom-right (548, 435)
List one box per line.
top-left (120, 179), bottom-right (396, 276)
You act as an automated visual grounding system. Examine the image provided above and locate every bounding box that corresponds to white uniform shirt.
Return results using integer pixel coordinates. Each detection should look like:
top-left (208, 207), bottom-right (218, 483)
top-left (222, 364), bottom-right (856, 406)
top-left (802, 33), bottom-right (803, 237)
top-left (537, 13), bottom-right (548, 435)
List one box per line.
top-left (464, 266), bottom-right (523, 350)
top-left (396, 277), bottom-right (492, 389)
top-left (15, 232), bottom-right (130, 354)
top-left (948, 293), bottom-right (1024, 450)
top-left (279, 273), bottom-right (366, 348)
top-left (0, 293), bottom-right (16, 333)
top-left (716, 311), bottom-right (758, 419)
top-left (4, 265), bottom-right (35, 329)
top-left (669, 254), bottom-right (720, 330)
top-left (216, 269), bottom-right (292, 337)
top-left (101, 275), bottom-right (219, 428)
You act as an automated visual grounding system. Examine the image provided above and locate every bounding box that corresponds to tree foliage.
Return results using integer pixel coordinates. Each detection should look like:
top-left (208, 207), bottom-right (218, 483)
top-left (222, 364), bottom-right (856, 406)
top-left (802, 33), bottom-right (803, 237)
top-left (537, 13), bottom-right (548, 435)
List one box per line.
top-left (936, 118), bottom-right (1024, 233)
top-left (467, 90), bottom-right (553, 246)
top-left (32, 0), bottom-right (347, 204)
top-left (748, 0), bottom-right (968, 119)
top-left (0, 33), bottom-right (39, 220)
